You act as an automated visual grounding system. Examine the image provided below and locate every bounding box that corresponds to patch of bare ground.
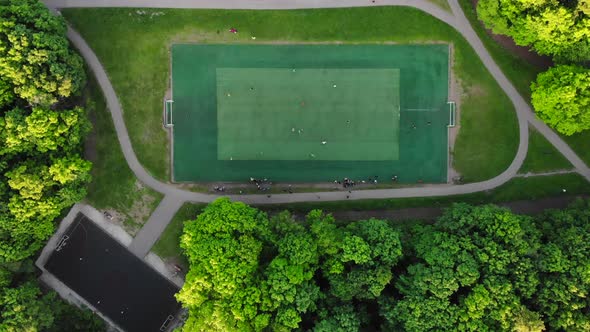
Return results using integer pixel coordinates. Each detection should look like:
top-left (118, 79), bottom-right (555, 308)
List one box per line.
top-left (447, 43), bottom-right (462, 182)
top-left (324, 195), bottom-right (587, 222)
top-left (95, 181), bottom-right (159, 236)
top-left (125, 181), bottom-right (158, 235)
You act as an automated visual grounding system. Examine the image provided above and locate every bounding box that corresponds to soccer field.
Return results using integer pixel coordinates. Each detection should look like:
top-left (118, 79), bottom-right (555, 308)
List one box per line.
top-left (171, 44), bottom-right (449, 183)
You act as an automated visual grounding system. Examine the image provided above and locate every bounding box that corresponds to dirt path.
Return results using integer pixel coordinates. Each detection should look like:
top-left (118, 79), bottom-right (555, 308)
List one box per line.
top-left (329, 195), bottom-right (587, 221)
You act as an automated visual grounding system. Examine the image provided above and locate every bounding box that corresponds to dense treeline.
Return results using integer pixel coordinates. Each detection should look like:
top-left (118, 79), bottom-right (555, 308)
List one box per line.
top-left (178, 198), bottom-right (590, 331)
top-left (476, 0), bottom-right (590, 135)
top-left (0, 0), bottom-right (91, 263)
top-left (0, 0), bottom-right (99, 330)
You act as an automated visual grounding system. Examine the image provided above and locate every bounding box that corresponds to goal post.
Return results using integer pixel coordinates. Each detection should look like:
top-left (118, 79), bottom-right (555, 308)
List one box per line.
top-left (164, 99), bottom-right (174, 127)
top-left (55, 235), bottom-right (69, 252)
top-left (447, 101), bottom-right (456, 127)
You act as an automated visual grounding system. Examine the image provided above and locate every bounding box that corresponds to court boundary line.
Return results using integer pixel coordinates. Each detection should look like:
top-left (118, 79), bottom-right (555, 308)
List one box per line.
top-left (168, 46), bottom-right (176, 183)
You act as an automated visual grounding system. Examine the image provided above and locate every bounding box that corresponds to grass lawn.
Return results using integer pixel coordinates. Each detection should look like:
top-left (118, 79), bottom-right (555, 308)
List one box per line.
top-left (458, 0), bottom-right (590, 170)
top-left (84, 73), bottom-right (164, 235)
top-left (157, 173), bottom-right (589, 260)
top-left (520, 128), bottom-right (572, 173)
top-left (562, 131), bottom-right (590, 167)
top-left (63, 6), bottom-right (517, 183)
top-left (152, 203), bottom-right (205, 267)
top-left (429, 0), bottom-right (451, 11)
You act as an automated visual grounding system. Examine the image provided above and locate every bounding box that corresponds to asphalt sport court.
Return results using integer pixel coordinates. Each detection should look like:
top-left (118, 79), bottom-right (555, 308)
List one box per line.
top-left (44, 213), bottom-right (180, 332)
top-left (171, 44), bottom-right (449, 183)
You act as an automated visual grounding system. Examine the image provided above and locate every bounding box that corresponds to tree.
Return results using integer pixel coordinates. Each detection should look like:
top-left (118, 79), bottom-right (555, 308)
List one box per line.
top-left (534, 200), bottom-right (590, 331)
top-left (0, 0), bottom-right (92, 265)
top-left (314, 304), bottom-right (362, 332)
top-left (326, 219), bottom-right (402, 301)
top-left (531, 65), bottom-right (590, 135)
top-left (0, 107), bottom-right (90, 156)
top-left (0, 282), bottom-right (55, 331)
top-left (176, 198), bottom-right (272, 332)
top-left (264, 212), bottom-right (322, 331)
top-left (48, 301), bottom-right (105, 332)
top-left (0, 0), bottom-right (95, 330)
top-left (0, 0), bottom-right (85, 106)
top-left (477, 0), bottom-right (590, 61)
top-left (176, 200), bottom-right (590, 331)
top-left (0, 267), bottom-right (12, 289)
top-left (0, 78), bottom-right (14, 109)
top-left (389, 204), bottom-right (542, 331)
top-left (0, 155), bottom-right (91, 262)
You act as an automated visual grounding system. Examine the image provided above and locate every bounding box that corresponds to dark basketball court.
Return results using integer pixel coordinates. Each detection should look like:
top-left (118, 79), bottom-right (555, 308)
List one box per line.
top-left (45, 213), bottom-right (180, 332)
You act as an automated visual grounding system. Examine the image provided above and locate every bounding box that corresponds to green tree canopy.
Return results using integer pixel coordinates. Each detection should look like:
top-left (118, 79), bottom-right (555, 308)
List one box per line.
top-left (176, 198), bottom-right (272, 332)
top-left (388, 204), bottom-right (542, 331)
top-left (531, 65), bottom-right (590, 135)
top-left (477, 0), bottom-right (590, 61)
top-left (326, 219), bottom-right (402, 301)
top-left (0, 272), bottom-right (104, 332)
top-left (264, 212), bottom-right (322, 331)
top-left (0, 78), bottom-right (14, 109)
top-left (0, 282), bottom-right (55, 332)
top-left (178, 201), bottom-right (590, 332)
top-left (0, 0), bottom-right (85, 106)
top-left (0, 1), bottom-right (96, 330)
top-left (0, 155), bottom-right (91, 262)
top-left (0, 0), bottom-right (92, 264)
top-left (0, 107), bottom-right (90, 155)
top-left (534, 200), bottom-right (590, 331)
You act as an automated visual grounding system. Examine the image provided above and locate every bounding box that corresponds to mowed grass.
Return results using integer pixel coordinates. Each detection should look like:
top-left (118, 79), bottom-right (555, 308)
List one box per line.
top-left (520, 129), bottom-right (572, 174)
top-left (84, 72), bottom-right (164, 235)
top-left (63, 7), bottom-right (518, 182)
top-left (459, 0), bottom-right (590, 169)
top-left (563, 131), bottom-right (590, 167)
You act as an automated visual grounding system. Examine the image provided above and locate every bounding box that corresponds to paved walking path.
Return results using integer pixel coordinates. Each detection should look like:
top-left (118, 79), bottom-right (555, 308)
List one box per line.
top-left (128, 196), bottom-right (184, 257)
top-left (46, 0), bottom-right (590, 256)
top-left (516, 169), bottom-right (576, 178)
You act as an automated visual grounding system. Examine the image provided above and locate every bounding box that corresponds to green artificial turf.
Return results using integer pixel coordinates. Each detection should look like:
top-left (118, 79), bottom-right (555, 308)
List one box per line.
top-left (520, 128), bottom-right (572, 173)
top-left (63, 6), bottom-right (518, 183)
top-left (172, 44), bottom-right (448, 182)
top-left (84, 72), bottom-right (163, 233)
top-left (216, 67), bottom-right (400, 161)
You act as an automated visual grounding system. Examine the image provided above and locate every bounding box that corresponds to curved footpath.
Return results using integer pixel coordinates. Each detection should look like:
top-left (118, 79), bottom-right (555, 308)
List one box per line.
top-left (45, 0), bottom-right (590, 256)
